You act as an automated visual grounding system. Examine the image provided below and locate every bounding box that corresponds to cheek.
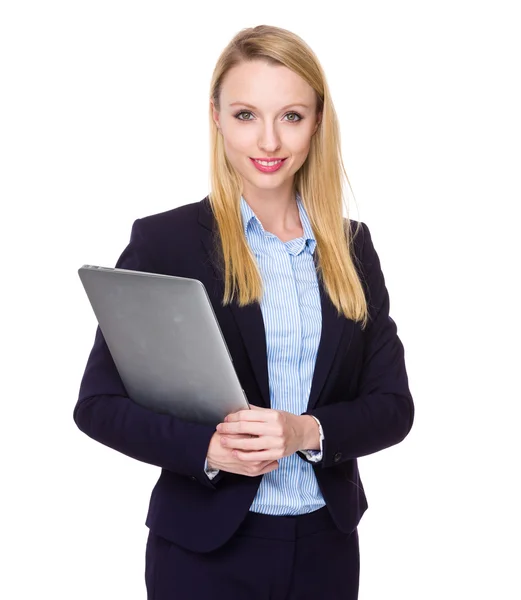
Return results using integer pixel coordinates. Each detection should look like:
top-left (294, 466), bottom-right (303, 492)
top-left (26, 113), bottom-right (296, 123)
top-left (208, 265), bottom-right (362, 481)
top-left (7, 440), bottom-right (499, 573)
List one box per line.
top-left (222, 126), bottom-right (254, 153)
top-left (287, 128), bottom-right (315, 154)
top-left (223, 141), bottom-right (252, 168)
top-left (289, 140), bottom-right (313, 163)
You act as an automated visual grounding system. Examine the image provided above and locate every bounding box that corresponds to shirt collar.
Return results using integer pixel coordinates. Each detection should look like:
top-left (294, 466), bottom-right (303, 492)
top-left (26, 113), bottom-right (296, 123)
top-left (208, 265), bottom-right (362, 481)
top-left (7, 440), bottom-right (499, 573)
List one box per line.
top-left (240, 192), bottom-right (317, 254)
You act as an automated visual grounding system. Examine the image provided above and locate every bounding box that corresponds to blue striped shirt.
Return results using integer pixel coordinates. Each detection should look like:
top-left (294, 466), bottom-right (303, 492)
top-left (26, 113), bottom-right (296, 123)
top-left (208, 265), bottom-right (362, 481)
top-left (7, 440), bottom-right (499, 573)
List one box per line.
top-left (242, 193), bottom-right (326, 516)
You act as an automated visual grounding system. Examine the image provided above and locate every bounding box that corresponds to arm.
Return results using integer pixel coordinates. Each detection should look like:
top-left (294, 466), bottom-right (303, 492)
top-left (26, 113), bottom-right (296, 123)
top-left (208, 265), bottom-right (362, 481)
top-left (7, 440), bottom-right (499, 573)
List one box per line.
top-left (297, 222), bottom-right (414, 468)
top-left (74, 219), bottom-right (224, 489)
top-left (299, 416), bottom-right (324, 463)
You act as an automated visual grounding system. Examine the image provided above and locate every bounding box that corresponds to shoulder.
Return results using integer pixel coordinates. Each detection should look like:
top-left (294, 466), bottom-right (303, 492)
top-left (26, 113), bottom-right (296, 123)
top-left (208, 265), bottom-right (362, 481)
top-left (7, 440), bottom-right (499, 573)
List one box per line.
top-left (345, 217), bottom-right (369, 259)
top-left (344, 218), bottom-right (383, 288)
top-left (122, 197), bottom-right (208, 273)
top-left (133, 197), bottom-right (205, 238)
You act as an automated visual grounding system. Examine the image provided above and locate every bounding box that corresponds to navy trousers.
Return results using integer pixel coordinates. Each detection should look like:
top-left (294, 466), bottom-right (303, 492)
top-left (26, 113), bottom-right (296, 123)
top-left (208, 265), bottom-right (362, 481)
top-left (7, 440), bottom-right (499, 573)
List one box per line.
top-left (145, 506), bottom-right (360, 600)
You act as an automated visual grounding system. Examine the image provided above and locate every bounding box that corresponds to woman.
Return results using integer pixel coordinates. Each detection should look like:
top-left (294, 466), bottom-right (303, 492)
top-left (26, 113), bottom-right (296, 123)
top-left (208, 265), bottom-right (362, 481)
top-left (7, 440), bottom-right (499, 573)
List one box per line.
top-left (75, 24), bottom-right (414, 599)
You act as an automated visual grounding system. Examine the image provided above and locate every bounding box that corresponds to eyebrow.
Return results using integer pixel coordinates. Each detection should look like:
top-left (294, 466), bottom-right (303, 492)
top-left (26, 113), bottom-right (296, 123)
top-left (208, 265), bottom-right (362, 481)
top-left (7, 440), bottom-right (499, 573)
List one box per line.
top-left (229, 101), bottom-right (311, 111)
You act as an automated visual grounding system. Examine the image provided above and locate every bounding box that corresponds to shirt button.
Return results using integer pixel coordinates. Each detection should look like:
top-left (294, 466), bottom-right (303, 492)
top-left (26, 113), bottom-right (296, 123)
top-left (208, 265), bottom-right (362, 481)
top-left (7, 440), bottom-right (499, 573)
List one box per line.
top-left (333, 452), bottom-right (342, 463)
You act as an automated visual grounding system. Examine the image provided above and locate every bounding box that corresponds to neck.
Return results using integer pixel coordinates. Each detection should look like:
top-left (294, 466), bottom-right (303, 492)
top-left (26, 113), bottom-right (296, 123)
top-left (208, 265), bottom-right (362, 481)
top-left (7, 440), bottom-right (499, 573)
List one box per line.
top-left (242, 184), bottom-right (301, 233)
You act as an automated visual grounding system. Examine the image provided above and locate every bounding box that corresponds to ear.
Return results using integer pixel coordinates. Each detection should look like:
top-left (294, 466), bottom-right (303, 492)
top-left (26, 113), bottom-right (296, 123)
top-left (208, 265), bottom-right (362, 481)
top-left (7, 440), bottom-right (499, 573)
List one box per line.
top-left (313, 111), bottom-right (322, 135)
top-left (211, 100), bottom-right (221, 130)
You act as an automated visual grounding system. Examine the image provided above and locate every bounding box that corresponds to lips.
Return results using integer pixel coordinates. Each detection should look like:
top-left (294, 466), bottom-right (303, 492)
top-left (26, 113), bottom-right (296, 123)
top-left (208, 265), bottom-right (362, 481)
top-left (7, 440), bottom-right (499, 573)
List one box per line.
top-left (251, 157), bottom-right (286, 162)
top-left (250, 157), bottom-right (287, 173)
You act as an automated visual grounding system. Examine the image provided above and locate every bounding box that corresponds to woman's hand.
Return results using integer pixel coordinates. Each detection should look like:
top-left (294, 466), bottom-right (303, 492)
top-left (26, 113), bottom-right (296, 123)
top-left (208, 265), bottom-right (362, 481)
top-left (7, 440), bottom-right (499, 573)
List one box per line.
top-left (206, 431), bottom-right (280, 477)
top-left (214, 405), bottom-right (320, 464)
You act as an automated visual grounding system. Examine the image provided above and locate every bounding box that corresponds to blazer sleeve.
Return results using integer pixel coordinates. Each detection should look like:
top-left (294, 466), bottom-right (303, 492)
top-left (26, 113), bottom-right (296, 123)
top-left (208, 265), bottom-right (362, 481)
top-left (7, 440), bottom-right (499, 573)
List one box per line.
top-left (73, 219), bottom-right (224, 489)
top-left (299, 222), bottom-right (414, 468)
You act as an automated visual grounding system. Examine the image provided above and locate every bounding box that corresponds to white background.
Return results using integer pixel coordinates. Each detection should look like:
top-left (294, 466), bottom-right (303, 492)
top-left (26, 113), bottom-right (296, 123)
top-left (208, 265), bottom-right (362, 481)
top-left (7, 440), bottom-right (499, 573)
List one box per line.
top-left (1, 1), bottom-right (520, 598)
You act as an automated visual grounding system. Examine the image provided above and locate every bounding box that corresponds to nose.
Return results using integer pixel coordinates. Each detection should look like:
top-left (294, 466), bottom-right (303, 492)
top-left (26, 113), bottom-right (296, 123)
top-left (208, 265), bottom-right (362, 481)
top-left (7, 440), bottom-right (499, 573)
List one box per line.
top-left (258, 122), bottom-right (282, 153)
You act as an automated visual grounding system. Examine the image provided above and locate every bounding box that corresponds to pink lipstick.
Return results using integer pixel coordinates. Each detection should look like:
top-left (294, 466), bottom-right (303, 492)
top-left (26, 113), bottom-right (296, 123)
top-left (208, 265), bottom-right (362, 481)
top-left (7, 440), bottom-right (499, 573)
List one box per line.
top-left (250, 157), bottom-right (287, 173)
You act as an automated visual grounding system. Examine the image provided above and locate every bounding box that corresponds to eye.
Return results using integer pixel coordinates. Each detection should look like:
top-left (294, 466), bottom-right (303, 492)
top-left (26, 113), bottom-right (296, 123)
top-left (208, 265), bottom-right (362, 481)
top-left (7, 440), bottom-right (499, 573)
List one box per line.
top-left (233, 111), bottom-right (304, 122)
top-left (235, 111), bottom-right (254, 121)
top-left (284, 112), bottom-right (303, 122)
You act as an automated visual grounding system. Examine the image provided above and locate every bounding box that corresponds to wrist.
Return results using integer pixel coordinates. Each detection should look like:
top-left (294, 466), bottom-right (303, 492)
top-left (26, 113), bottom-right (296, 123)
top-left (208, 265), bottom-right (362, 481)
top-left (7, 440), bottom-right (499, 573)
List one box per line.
top-left (299, 415), bottom-right (320, 450)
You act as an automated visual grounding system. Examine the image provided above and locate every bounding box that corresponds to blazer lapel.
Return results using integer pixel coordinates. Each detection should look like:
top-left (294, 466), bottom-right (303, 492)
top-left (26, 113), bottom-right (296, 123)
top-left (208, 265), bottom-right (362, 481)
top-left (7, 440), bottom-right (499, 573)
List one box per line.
top-left (306, 279), bottom-right (351, 411)
top-left (197, 197), bottom-right (353, 413)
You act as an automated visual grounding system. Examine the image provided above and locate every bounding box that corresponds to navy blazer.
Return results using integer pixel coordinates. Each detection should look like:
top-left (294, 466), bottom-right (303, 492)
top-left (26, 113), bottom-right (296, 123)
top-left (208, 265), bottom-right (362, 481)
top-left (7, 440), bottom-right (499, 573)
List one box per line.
top-left (74, 196), bottom-right (414, 553)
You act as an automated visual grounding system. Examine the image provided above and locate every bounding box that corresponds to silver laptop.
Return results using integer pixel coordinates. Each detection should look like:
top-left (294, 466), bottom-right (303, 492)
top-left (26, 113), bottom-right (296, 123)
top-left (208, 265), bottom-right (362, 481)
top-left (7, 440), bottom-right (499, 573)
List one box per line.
top-left (78, 265), bottom-right (250, 425)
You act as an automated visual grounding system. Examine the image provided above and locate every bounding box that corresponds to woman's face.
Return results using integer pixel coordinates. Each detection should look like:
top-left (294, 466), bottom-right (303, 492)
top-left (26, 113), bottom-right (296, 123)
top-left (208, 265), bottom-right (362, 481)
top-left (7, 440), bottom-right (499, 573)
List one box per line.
top-left (212, 60), bottom-right (321, 199)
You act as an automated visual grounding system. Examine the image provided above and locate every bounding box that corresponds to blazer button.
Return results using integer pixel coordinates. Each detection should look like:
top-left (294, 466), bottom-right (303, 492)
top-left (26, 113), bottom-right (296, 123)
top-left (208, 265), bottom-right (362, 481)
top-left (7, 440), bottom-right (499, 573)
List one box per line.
top-left (333, 452), bottom-right (342, 463)
top-left (190, 476), bottom-right (197, 481)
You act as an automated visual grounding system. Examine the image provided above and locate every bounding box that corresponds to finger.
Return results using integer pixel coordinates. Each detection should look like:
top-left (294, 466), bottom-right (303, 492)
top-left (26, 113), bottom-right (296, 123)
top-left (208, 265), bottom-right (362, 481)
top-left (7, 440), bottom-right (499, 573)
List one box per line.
top-left (221, 435), bottom-right (279, 452)
top-left (225, 408), bottom-right (278, 423)
top-left (217, 422), bottom-right (274, 436)
top-left (245, 461), bottom-right (279, 477)
top-left (259, 461), bottom-right (279, 475)
top-left (233, 449), bottom-right (281, 462)
top-left (257, 460), bottom-right (278, 469)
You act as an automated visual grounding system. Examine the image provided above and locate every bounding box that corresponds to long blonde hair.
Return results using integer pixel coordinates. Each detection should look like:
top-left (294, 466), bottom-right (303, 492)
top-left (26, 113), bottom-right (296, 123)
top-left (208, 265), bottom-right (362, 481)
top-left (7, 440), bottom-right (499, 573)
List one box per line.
top-left (208, 25), bottom-right (368, 327)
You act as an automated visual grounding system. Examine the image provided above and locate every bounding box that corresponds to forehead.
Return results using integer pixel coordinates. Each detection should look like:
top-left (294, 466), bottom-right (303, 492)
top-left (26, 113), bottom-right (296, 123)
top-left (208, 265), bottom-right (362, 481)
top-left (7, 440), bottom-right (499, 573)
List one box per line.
top-left (220, 60), bottom-right (316, 109)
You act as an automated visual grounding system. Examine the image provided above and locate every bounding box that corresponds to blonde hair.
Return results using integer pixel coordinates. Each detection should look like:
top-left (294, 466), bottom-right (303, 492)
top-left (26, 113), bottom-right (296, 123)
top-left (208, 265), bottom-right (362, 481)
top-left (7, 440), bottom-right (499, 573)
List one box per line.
top-left (208, 24), bottom-right (368, 327)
